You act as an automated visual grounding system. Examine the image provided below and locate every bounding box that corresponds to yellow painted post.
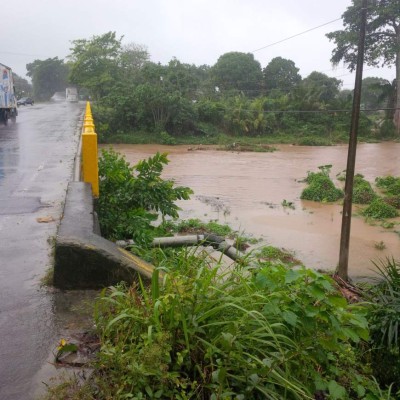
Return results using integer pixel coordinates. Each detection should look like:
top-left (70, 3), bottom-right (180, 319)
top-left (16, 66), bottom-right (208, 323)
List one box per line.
top-left (81, 102), bottom-right (99, 197)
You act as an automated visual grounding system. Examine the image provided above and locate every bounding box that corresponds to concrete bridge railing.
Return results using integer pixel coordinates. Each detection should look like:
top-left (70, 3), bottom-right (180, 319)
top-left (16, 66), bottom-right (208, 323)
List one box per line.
top-left (54, 101), bottom-right (155, 289)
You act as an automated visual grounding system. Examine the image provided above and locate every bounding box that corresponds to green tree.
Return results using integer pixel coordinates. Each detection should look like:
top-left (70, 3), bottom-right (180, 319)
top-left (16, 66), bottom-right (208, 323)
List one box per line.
top-left (211, 52), bottom-right (262, 96)
top-left (299, 71), bottom-right (342, 107)
top-left (263, 57), bottom-right (301, 95)
top-left (26, 57), bottom-right (69, 101)
top-left (120, 43), bottom-right (149, 70)
top-left (361, 77), bottom-right (390, 109)
top-left (68, 31), bottom-right (123, 100)
top-left (12, 73), bottom-right (32, 98)
top-left (326, 0), bottom-right (400, 131)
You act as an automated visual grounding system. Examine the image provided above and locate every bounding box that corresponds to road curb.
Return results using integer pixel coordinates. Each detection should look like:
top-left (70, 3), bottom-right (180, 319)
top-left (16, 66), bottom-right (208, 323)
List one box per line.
top-left (54, 182), bottom-right (154, 289)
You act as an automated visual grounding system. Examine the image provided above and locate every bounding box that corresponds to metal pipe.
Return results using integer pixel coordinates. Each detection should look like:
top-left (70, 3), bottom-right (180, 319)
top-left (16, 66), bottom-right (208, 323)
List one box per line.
top-left (116, 234), bottom-right (245, 262)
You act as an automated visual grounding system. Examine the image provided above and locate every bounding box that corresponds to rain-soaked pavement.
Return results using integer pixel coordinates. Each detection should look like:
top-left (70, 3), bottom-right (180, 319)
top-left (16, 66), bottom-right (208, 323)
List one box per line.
top-left (0, 99), bottom-right (86, 399)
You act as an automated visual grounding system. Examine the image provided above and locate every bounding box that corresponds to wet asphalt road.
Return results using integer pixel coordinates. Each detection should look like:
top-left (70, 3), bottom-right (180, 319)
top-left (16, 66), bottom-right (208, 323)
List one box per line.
top-left (0, 99), bottom-right (84, 399)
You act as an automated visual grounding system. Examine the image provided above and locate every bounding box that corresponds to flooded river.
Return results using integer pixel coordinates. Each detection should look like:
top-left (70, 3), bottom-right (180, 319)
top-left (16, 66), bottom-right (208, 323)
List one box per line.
top-left (106, 143), bottom-right (400, 278)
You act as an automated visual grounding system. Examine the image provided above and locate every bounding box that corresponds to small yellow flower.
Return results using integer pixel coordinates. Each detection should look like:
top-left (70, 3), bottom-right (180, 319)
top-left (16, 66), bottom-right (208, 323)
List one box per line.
top-left (57, 338), bottom-right (67, 351)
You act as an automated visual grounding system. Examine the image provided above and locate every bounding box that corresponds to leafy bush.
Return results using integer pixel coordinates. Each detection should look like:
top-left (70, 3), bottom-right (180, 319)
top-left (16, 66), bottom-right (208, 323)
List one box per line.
top-left (159, 131), bottom-right (177, 145)
top-left (352, 174), bottom-right (376, 204)
top-left (91, 252), bottom-right (384, 399)
top-left (97, 149), bottom-right (192, 244)
top-left (301, 166), bottom-right (343, 202)
top-left (362, 198), bottom-right (399, 219)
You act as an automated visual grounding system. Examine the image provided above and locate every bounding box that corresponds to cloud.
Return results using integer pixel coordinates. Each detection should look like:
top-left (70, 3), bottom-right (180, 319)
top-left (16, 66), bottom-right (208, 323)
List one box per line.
top-left (2, 0), bottom-right (394, 85)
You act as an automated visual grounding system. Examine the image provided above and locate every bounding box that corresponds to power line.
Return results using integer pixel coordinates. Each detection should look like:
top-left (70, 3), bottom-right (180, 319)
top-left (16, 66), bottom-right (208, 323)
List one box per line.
top-left (251, 18), bottom-right (342, 53)
top-left (0, 50), bottom-right (48, 58)
top-left (216, 107), bottom-right (399, 115)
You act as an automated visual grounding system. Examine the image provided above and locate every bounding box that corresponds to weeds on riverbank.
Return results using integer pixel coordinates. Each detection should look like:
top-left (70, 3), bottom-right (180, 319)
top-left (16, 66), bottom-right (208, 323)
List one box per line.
top-left (88, 251), bottom-right (387, 400)
top-left (41, 255), bottom-right (400, 399)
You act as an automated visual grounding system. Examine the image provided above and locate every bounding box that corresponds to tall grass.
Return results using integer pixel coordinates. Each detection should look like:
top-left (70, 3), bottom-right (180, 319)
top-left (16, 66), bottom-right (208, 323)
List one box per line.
top-left (91, 248), bottom-right (384, 399)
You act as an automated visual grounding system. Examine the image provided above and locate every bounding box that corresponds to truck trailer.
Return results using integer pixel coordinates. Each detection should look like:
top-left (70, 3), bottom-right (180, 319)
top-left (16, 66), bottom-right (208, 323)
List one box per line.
top-left (0, 63), bottom-right (18, 125)
top-left (66, 87), bottom-right (78, 102)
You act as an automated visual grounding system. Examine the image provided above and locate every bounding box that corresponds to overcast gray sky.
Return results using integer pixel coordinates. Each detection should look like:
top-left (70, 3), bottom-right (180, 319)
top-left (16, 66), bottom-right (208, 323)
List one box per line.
top-left (2, 0), bottom-right (394, 87)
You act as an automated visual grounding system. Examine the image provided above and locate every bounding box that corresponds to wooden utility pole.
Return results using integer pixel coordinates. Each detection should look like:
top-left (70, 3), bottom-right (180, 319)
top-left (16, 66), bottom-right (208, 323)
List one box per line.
top-left (337, 0), bottom-right (368, 281)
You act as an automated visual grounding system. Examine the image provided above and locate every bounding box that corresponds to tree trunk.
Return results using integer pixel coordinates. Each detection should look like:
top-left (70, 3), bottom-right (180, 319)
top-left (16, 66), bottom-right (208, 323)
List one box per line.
top-left (394, 38), bottom-right (400, 134)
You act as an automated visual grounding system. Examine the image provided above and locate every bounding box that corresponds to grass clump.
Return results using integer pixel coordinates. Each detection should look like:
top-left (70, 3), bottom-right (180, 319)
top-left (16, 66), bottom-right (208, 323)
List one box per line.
top-left (255, 245), bottom-right (300, 266)
top-left (362, 198), bottom-right (399, 219)
top-left (301, 165), bottom-right (343, 202)
top-left (88, 252), bottom-right (385, 399)
top-left (162, 218), bottom-right (234, 237)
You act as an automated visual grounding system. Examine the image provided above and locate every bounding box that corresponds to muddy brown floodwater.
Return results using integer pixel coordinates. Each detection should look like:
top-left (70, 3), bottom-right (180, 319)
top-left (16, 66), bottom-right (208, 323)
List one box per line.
top-left (105, 142), bottom-right (400, 278)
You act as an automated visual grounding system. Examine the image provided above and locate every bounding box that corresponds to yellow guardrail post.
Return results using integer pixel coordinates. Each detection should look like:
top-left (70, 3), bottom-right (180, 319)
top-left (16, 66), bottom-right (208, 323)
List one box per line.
top-left (81, 101), bottom-right (99, 197)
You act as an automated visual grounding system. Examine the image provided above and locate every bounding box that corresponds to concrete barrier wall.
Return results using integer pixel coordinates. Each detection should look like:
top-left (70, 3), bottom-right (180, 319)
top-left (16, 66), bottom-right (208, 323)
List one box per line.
top-left (54, 105), bottom-right (156, 289)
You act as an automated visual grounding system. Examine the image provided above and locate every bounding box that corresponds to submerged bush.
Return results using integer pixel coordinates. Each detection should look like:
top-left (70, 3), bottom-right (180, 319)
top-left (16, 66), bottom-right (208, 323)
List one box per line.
top-left (352, 174), bottom-right (376, 204)
top-left (362, 198), bottom-right (399, 219)
top-left (301, 166), bottom-right (343, 202)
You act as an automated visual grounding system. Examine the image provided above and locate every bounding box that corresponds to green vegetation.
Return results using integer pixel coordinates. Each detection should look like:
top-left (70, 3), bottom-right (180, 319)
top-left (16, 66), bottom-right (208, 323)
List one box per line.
top-left (327, 0), bottom-right (400, 132)
top-left (353, 174), bottom-right (377, 205)
top-left (367, 258), bottom-right (400, 391)
top-left (68, 256), bottom-right (386, 399)
top-left (362, 198), bottom-right (399, 220)
top-left (376, 176), bottom-right (400, 196)
top-left (281, 199), bottom-right (295, 210)
top-left (167, 218), bottom-right (234, 237)
top-left (301, 165), bottom-right (344, 202)
top-left (96, 149), bottom-right (192, 244)
top-left (42, 27), bottom-right (394, 145)
top-left (255, 245), bottom-right (300, 265)
top-left (26, 57), bottom-right (69, 101)
top-left (44, 152), bottom-right (400, 399)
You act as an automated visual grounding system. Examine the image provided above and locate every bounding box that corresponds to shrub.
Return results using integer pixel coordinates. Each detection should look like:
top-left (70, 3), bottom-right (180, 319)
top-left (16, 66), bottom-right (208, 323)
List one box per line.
top-left (301, 166), bottom-right (343, 202)
top-left (362, 198), bottom-right (399, 219)
top-left (352, 174), bottom-right (376, 204)
top-left (97, 149), bottom-right (192, 244)
top-left (159, 131), bottom-right (177, 145)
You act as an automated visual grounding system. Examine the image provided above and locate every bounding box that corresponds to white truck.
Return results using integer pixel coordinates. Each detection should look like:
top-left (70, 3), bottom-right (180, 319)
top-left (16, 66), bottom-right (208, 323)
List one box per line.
top-left (66, 87), bottom-right (78, 102)
top-left (0, 63), bottom-right (18, 125)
